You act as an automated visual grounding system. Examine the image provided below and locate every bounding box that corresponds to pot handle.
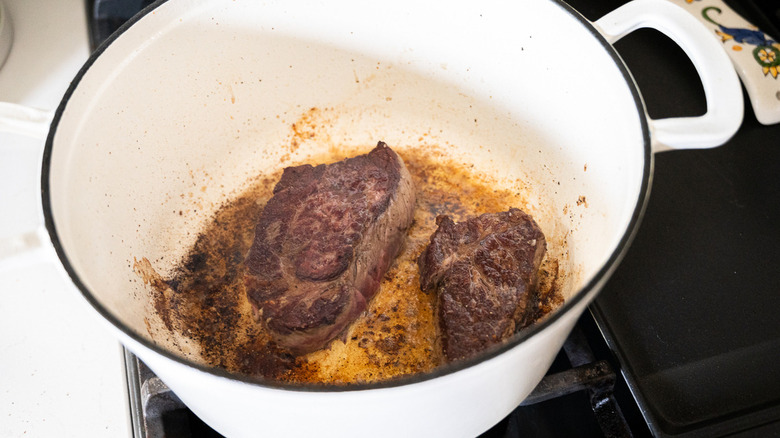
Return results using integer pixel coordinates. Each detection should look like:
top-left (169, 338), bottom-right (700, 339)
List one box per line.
top-left (595, 0), bottom-right (744, 152)
top-left (0, 102), bottom-right (55, 273)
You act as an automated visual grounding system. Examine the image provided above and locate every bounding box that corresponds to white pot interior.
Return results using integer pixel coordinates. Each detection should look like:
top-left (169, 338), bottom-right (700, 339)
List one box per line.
top-left (46, 0), bottom-right (647, 376)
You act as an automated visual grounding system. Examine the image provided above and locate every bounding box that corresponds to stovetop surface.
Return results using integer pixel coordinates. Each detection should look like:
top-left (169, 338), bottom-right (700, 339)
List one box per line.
top-left (593, 72), bottom-right (780, 435)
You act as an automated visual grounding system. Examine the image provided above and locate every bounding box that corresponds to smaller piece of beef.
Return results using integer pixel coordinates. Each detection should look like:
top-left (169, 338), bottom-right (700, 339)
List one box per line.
top-left (418, 208), bottom-right (546, 362)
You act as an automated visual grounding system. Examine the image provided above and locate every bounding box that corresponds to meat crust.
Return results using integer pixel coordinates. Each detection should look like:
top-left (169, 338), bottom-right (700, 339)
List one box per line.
top-left (418, 208), bottom-right (546, 361)
top-left (244, 142), bottom-right (415, 355)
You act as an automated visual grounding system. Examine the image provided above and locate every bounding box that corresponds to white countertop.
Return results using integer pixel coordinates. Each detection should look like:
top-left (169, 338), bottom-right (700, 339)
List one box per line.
top-left (0, 0), bottom-right (131, 436)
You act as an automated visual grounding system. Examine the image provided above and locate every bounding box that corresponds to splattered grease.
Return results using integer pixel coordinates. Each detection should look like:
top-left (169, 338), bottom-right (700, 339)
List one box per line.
top-left (139, 147), bottom-right (563, 385)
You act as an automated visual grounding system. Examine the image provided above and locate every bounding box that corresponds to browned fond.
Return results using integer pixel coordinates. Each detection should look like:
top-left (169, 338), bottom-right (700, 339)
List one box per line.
top-left (141, 146), bottom-right (563, 384)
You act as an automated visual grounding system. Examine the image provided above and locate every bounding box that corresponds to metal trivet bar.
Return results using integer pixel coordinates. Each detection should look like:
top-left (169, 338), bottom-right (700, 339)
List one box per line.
top-left (519, 325), bottom-right (633, 438)
top-left (125, 348), bottom-right (189, 438)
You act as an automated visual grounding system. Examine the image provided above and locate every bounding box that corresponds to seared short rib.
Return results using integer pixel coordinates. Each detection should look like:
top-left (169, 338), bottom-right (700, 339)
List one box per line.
top-left (244, 142), bottom-right (415, 355)
top-left (418, 208), bottom-right (546, 362)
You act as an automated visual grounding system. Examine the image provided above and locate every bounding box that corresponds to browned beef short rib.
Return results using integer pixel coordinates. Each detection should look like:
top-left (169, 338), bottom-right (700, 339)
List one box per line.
top-left (418, 208), bottom-right (546, 362)
top-left (244, 142), bottom-right (415, 355)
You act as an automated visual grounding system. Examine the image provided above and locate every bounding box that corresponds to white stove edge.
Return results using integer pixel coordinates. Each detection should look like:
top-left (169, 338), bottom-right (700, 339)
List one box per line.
top-left (0, 0), bottom-right (131, 436)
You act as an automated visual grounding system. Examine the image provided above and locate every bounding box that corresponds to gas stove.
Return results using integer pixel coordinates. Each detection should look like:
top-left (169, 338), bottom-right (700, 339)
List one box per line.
top-left (2, 0), bottom-right (778, 436)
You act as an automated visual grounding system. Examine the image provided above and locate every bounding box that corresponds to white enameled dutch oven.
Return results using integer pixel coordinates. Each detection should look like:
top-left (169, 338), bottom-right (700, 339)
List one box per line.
top-left (0, 0), bottom-right (743, 436)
